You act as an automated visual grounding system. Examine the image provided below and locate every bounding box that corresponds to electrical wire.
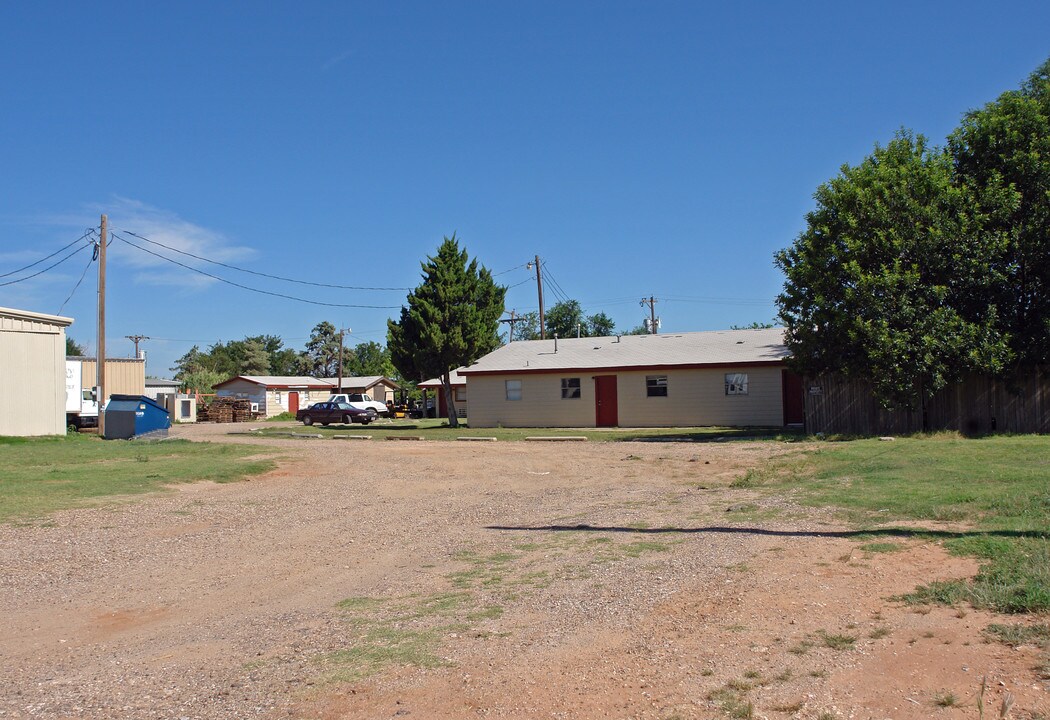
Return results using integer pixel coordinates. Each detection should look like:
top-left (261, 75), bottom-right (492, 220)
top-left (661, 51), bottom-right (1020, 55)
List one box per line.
top-left (57, 252), bottom-right (96, 315)
top-left (504, 276), bottom-right (534, 290)
top-left (0, 229), bottom-right (96, 279)
top-left (0, 242), bottom-right (91, 288)
top-left (540, 262), bottom-right (572, 305)
top-left (113, 234), bottom-right (401, 309)
top-left (113, 228), bottom-right (412, 292)
top-left (492, 263), bottom-right (530, 277)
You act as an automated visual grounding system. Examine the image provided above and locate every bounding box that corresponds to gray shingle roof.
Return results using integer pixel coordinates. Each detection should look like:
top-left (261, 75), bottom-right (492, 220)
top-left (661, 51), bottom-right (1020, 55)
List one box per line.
top-left (460, 328), bottom-right (788, 374)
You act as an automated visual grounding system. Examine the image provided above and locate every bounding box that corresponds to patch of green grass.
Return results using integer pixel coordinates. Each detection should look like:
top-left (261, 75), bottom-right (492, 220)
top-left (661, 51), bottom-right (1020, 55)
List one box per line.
top-left (776, 435), bottom-right (1050, 614)
top-left (982, 623), bottom-right (1050, 647)
top-left (708, 684), bottom-right (754, 719)
top-left (858, 542), bottom-right (903, 553)
top-left (0, 434), bottom-right (276, 522)
top-left (932, 690), bottom-right (960, 707)
top-left (336, 596), bottom-right (385, 611)
top-left (818, 630), bottom-right (856, 650)
top-left (869, 626), bottom-right (891, 639)
top-left (319, 626), bottom-right (447, 682)
top-left (250, 420), bottom-right (802, 444)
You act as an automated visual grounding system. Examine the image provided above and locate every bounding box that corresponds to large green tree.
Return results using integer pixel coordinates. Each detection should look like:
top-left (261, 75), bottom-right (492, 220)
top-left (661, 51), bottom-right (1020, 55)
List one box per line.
top-left (346, 341), bottom-right (396, 378)
top-left (301, 322), bottom-right (347, 378)
top-left (775, 131), bottom-right (1009, 411)
top-left (387, 235), bottom-right (506, 427)
top-left (65, 337), bottom-right (86, 356)
top-left (949, 58), bottom-right (1050, 365)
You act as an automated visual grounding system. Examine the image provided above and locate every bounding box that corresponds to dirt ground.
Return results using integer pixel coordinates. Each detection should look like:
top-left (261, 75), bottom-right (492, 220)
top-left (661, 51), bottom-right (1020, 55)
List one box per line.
top-left (1, 424), bottom-right (1047, 720)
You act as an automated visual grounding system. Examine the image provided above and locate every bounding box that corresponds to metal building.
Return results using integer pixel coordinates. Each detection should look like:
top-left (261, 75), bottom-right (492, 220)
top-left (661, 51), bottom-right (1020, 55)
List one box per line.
top-left (0, 306), bottom-right (74, 436)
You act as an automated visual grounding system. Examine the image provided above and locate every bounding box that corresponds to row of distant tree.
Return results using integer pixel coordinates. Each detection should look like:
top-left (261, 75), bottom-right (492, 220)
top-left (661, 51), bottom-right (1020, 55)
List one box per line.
top-left (777, 57), bottom-right (1050, 409)
top-left (170, 325), bottom-right (396, 394)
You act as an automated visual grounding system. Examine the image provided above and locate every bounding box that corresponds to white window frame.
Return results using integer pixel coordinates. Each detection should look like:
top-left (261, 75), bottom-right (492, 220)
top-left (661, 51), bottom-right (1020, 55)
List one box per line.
top-left (646, 375), bottom-right (668, 397)
top-left (561, 377), bottom-right (581, 399)
top-left (505, 379), bottom-right (522, 401)
top-left (454, 387), bottom-right (466, 402)
top-left (725, 372), bottom-right (749, 396)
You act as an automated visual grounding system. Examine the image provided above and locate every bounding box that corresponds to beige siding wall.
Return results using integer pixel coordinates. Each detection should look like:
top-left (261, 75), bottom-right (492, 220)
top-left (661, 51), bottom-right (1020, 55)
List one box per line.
top-left (0, 327), bottom-right (66, 436)
top-left (79, 359), bottom-right (146, 399)
top-left (467, 366), bottom-right (785, 428)
top-left (216, 380), bottom-right (268, 413)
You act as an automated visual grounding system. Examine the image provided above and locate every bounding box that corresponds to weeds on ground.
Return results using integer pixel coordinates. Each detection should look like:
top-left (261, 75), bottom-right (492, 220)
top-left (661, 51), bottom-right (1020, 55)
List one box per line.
top-left (817, 630), bottom-right (856, 650)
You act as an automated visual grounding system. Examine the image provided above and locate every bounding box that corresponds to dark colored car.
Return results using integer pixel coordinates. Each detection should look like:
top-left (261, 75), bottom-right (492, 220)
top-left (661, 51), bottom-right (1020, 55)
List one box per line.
top-left (296, 401), bottom-right (376, 426)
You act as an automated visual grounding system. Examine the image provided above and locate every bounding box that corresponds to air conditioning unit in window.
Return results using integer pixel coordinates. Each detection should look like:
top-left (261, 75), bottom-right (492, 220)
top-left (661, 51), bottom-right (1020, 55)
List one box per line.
top-left (250, 402), bottom-right (259, 413)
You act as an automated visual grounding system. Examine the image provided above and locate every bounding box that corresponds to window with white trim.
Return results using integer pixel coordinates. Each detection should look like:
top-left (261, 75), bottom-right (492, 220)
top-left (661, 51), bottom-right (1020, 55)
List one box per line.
top-left (454, 387), bottom-right (466, 402)
top-left (561, 377), bottom-right (581, 399)
top-left (505, 380), bottom-right (522, 401)
top-left (646, 375), bottom-right (668, 397)
top-left (725, 372), bottom-right (749, 395)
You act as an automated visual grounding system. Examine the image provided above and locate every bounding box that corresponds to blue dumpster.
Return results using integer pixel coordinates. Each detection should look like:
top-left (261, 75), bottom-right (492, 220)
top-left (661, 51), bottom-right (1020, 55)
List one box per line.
top-left (103, 394), bottom-right (171, 439)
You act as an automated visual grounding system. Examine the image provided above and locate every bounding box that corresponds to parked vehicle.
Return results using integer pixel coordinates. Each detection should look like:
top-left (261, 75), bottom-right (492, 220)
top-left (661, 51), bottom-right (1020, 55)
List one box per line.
top-left (296, 401), bottom-right (376, 426)
top-left (65, 360), bottom-right (99, 429)
top-left (326, 393), bottom-right (393, 417)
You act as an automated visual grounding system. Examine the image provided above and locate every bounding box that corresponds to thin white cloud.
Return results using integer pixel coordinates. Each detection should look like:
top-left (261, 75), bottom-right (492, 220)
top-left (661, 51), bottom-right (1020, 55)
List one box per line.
top-left (322, 48), bottom-right (354, 71)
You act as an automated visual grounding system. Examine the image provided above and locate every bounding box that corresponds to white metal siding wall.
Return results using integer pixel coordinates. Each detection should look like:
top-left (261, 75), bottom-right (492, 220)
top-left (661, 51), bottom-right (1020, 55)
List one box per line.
top-left (466, 366), bottom-right (785, 428)
top-left (0, 328), bottom-right (66, 436)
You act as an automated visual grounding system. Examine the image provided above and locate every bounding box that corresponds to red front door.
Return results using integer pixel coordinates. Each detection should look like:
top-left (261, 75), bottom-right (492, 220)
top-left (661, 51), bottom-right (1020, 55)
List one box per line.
top-left (781, 369), bottom-right (804, 426)
top-left (288, 391), bottom-right (299, 414)
top-left (594, 375), bottom-right (618, 427)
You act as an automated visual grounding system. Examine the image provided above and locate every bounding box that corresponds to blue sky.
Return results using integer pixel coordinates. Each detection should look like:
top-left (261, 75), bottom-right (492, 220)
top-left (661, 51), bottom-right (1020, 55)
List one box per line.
top-left (2, 2), bottom-right (1048, 377)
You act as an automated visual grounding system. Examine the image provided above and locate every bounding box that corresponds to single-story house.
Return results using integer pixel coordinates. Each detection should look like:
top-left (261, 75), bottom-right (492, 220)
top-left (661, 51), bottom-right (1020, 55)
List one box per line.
top-left (1, 306), bottom-right (73, 436)
top-left (321, 376), bottom-right (400, 404)
top-left (213, 376), bottom-right (333, 417)
top-left (418, 368), bottom-right (468, 419)
top-left (145, 377), bottom-right (182, 399)
top-left (459, 327), bottom-right (803, 428)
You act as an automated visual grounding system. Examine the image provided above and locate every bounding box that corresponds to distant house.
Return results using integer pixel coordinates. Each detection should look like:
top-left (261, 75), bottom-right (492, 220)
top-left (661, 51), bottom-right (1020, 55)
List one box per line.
top-left (418, 368), bottom-right (468, 419)
top-left (145, 377), bottom-right (182, 400)
top-left (459, 328), bottom-right (803, 428)
top-left (213, 376), bottom-right (333, 417)
top-left (321, 376), bottom-right (401, 405)
top-left (0, 306), bottom-right (73, 436)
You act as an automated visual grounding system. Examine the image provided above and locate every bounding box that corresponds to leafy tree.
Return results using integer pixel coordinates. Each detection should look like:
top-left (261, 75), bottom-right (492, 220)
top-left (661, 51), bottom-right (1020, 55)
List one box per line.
top-left (65, 337), bottom-right (86, 356)
top-left (347, 341), bottom-right (396, 378)
top-left (775, 131), bottom-right (1009, 412)
top-left (731, 321), bottom-right (776, 330)
top-left (587, 312), bottom-right (616, 337)
top-left (387, 235), bottom-right (506, 427)
top-left (179, 369), bottom-right (225, 394)
top-left (301, 322), bottom-right (346, 378)
top-left (949, 57), bottom-right (1050, 365)
top-left (623, 323), bottom-right (651, 335)
top-left (544, 300), bottom-right (618, 338)
top-left (511, 311), bottom-right (541, 341)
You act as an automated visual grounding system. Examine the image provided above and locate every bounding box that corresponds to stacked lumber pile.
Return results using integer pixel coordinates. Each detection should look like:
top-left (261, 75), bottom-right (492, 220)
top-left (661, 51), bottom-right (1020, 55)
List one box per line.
top-left (198, 397), bottom-right (254, 423)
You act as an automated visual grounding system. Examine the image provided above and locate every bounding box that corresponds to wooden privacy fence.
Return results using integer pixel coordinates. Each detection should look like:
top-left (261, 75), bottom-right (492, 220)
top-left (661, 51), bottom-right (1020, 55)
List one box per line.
top-left (804, 368), bottom-right (1050, 435)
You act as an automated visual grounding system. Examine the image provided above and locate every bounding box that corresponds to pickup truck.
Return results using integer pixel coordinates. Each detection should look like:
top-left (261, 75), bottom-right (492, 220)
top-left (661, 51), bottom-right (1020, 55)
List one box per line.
top-left (327, 393), bottom-right (392, 418)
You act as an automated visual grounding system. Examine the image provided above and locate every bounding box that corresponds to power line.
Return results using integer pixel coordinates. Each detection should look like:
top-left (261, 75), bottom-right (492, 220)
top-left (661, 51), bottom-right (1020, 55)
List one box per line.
top-left (492, 263), bottom-right (530, 277)
top-left (113, 228), bottom-right (412, 292)
top-left (1, 229), bottom-right (96, 279)
top-left (113, 233), bottom-right (401, 309)
top-left (504, 276), bottom-right (533, 290)
top-left (57, 252), bottom-right (96, 315)
top-left (0, 241), bottom-right (92, 288)
top-left (540, 262), bottom-right (571, 305)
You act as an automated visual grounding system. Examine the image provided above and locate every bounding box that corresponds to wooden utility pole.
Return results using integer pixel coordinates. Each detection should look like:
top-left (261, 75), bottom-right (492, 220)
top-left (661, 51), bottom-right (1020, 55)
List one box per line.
top-left (97, 214), bottom-right (107, 437)
top-left (125, 334), bottom-right (150, 358)
top-left (531, 255), bottom-right (545, 340)
top-left (499, 309), bottom-right (519, 342)
top-left (337, 327), bottom-right (351, 392)
top-left (641, 295), bottom-right (658, 334)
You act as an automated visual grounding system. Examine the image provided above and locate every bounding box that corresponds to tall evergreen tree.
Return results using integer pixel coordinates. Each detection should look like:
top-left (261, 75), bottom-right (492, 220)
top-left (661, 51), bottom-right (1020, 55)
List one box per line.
top-left (387, 235), bottom-right (505, 427)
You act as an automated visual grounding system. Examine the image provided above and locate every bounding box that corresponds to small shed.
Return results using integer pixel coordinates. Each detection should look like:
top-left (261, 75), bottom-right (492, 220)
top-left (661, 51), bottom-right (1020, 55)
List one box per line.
top-left (103, 394), bottom-right (171, 439)
top-left (0, 306), bottom-right (73, 436)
